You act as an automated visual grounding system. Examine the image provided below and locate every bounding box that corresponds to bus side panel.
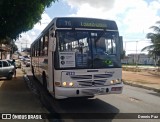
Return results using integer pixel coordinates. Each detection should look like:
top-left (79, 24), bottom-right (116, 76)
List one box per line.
top-left (38, 56), bottom-right (48, 84)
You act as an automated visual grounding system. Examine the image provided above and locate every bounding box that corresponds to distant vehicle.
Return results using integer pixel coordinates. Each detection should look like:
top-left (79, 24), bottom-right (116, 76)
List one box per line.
top-left (23, 55), bottom-right (29, 59)
top-left (26, 61), bottom-right (30, 67)
top-left (18, 56), bottom-right (23, 59)
top-left (15, 59), bottom-right (21, 68)
top-left (19, 55), bottom-right (29, 61)
top-left (24, 58), bottom-right (30, 65)
top-left (0, 60), bottom-right (15, 80)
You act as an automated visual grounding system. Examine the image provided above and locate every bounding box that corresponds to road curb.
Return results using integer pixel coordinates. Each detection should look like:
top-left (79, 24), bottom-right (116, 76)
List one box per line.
top-left (123, 80), bottom-right (160, 93)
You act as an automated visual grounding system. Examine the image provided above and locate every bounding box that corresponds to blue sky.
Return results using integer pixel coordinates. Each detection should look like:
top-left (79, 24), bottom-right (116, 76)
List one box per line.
top-left (16, 0), bottom-right (160, 54)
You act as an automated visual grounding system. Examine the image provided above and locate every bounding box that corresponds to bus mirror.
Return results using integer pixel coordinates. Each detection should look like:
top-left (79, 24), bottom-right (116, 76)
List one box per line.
top-left (119, 36), bottom-right (123, 55)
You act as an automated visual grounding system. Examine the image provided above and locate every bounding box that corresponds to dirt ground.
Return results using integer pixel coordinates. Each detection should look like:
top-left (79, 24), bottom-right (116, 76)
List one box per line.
top-left (122, 70), bottom-right (160, 85)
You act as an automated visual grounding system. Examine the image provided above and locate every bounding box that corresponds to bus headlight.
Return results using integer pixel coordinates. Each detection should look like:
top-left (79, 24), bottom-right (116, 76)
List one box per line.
top-left (62, 82), bottom-right (74, 87)
top-left (110, 80), bottom-right (115, 84)
top-left (115, 79), bottom-right (121, 83)
top-left (62, 82), bottom-right (67, 86)
top-left (110, 79), bottom-right (122, 84)
top-left (69, 82), bottom-right (74, 86)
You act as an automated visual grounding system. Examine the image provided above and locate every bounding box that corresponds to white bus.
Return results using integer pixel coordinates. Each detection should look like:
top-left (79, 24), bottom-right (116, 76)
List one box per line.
top-left (31, 17), bottom-right (123, 99)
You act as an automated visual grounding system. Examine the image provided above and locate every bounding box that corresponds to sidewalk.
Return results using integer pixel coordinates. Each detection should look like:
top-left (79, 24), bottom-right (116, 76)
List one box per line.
top-left (122, 70), bottom-right (160, 93)
top-left (0, 68), bottom-right (48, 122)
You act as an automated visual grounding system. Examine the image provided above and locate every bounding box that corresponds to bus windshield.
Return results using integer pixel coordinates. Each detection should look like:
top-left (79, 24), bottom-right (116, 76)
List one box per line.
top-left (55, 30), bottom-right (121, 69)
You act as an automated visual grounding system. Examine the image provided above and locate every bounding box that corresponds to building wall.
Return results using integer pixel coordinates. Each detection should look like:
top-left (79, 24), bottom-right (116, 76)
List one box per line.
top-left (121, 54), bottom-right (155, 65)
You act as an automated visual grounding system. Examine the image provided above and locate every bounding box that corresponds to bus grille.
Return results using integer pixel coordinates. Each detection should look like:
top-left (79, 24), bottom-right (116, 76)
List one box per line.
top-left (94, 74), bottom-right (112, 79)
top-left (70, 75), bottom-right (92, 80)
top-left (78, 80), bottom-right (106, 87)
top-left (72, 74), bottom-right (112, 87)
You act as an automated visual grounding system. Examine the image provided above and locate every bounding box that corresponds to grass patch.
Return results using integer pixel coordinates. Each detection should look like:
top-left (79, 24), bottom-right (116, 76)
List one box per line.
top-left (122, 67), bottom-right (142, 72)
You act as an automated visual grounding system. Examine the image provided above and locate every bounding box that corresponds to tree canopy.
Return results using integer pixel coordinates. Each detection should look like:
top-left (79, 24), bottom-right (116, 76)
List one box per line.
top-left (0, 0), bottom-right (57, 40)
top-left (142, 21), bottom-right (160, 65)
top-left (142, 21), bottom-right (160, 56)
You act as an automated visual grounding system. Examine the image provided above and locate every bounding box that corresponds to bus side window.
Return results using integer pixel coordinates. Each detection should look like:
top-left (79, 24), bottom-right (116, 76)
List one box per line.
top-left (32, 45), bottom-right (34, 57)
top-left (44, 35), bottom-right (48, 56)
top-left (36, 41), bottom-right (39, 56)
top-left (38, 39), bottom-right (41, 56)
top-left (35, 42), bottom-right (37, 57)
top-left (34, 45), bottom-right (36, 57)
top-left (40, 37), bottom-right (44, 56)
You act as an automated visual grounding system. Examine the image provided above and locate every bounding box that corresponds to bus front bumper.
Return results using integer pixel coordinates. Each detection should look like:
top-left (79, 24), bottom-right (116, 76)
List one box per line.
top-left (54, 83), bottom-right (123, 99)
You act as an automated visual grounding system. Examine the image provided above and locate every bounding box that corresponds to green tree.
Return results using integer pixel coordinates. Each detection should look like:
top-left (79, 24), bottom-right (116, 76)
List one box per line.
top-left (142, 21), bottom-right (160, 66)
top-left (120, 50), bottom-right (126, 59)
top-left (0, 0), bottom-right (57, 40)
top-left (11, 42), bottom-right (18, 53)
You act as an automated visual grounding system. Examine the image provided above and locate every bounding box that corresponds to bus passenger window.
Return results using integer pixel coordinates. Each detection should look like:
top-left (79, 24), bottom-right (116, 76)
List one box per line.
top-left (44, 36), bottom-right (48, 56)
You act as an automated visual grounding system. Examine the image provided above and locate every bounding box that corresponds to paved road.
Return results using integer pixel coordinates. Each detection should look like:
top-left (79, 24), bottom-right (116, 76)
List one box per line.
top-left (26, 74), bottom-right (160, 122)
top-left (48, 85), bottom-right (160, 122)
top-left (9, 67), bottom-right (160, 122)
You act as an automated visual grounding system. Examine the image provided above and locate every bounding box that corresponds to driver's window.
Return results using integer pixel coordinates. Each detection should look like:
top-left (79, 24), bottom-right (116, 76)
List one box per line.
top-left (105, 39), bottom-right (116, 54)
top-left (106, 39), bottom-right (112, 54)
top-left (95, 37), bottom-right (106, 53)
top-left (78, 38), bottom-right (88, 53)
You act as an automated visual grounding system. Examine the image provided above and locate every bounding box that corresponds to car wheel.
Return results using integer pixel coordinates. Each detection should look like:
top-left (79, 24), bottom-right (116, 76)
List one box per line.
top-left (7, 73), bottom-right (13, 80)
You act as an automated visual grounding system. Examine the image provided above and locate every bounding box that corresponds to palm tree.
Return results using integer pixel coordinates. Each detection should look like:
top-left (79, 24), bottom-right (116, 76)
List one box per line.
top-left (142, 21), bottom-right (160, 66)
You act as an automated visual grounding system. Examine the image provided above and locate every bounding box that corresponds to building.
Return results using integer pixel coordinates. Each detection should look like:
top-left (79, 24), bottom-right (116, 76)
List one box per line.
top-left (121, 53), bottom-right (155, 65)
top-left (0, 44), bottom-right (11, 59)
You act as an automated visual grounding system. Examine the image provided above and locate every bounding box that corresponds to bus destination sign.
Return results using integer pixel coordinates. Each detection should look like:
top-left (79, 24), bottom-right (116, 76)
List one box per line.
top-left (56, 18), bottom-right (117, 30)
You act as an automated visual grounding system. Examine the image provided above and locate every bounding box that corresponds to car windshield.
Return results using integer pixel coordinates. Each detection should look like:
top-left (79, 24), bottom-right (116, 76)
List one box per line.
top-left (7, 60), bottom-right (12, 64)
top-left (55, 30), bottom-right (121, 69)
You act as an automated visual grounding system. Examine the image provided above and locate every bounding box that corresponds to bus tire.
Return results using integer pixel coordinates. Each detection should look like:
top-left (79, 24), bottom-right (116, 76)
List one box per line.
top-left (42, 72), bottom-right (47, 90)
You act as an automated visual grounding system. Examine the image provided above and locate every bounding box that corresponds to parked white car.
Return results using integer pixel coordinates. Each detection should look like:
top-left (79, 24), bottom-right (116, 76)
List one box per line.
top-left (0, 60), bottom-right (15, 80)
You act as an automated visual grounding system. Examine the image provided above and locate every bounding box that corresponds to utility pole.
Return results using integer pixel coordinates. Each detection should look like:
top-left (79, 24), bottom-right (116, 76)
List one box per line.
top-left (15, 39), bottom-right (29, 52)
top-left (21, 40), bottom-right (29, 51)
top-left (136, 41), bottom-right (138, 71)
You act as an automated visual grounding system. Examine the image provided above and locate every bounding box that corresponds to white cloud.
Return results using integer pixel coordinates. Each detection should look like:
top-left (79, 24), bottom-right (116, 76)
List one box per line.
top-left (16, 13), bottom-right (51, 51)
top-left (33, 13), bottom-right (52, 31)
top-left (31, 31), bottom-right (36, 36)
top-left (123, 0), bottom-right (160, 34)
top-left (66, 0), bottom-right (160, 54)
top-left (15, 33), bottom-right (32, 50)
top-left (66, 0), bottom-right (115, 10)
top-left (66, 0), bottom-right (160, 35)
